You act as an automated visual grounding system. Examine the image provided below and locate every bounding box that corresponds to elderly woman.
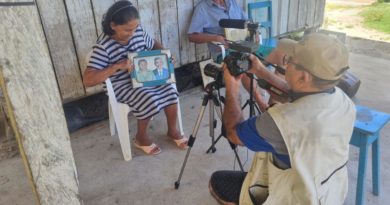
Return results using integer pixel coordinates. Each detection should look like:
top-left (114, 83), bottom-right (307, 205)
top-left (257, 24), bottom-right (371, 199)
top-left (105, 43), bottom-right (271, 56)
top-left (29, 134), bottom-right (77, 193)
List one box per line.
top-left (83, 0), bottom-right (187, 155)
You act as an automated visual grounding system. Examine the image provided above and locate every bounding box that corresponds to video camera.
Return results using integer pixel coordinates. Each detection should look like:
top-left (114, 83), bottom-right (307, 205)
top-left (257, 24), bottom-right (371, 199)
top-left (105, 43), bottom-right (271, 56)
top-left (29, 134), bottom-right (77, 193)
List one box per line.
top-left (203, 19), bottom-right (288, 98)
top-left (204, 51), bottom-right (252, 88)
top-left (203, 19), bottom-right (259, 87)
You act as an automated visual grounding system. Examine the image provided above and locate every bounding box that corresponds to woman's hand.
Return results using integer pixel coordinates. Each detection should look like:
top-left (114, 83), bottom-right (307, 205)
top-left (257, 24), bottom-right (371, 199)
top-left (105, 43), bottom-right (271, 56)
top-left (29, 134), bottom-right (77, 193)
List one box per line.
top-left (114, 59), bottom-right (134, 72)
top-left (170, 55), bottom-right (176, 64)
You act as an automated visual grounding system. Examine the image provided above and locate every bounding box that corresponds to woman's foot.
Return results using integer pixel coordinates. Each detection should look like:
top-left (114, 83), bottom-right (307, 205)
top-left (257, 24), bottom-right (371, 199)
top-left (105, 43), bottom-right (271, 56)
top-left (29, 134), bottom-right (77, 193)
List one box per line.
top-left (167, 131), bottom-right (188, 149)
top-left (133, 138), bottom-right (161, 155)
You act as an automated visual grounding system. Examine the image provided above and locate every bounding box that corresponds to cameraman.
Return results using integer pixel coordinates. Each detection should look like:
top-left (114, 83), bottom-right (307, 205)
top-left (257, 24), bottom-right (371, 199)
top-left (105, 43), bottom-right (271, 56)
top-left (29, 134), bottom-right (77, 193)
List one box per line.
top-left (209, 33), bottom-right (356, 205)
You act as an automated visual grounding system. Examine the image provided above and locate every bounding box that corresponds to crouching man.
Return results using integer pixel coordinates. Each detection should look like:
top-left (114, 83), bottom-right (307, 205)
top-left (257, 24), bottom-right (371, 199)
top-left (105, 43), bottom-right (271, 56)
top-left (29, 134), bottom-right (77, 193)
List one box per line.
top-left (209, 33), bottom-right (356, 205)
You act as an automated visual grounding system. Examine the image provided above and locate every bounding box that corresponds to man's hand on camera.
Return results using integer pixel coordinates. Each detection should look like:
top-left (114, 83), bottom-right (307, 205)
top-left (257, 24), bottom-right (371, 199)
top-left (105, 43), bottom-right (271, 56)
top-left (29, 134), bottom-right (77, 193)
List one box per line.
top-left (222, 64), bottom-right (242, 91)
top-left (247, 54), bottom-right (267, 76)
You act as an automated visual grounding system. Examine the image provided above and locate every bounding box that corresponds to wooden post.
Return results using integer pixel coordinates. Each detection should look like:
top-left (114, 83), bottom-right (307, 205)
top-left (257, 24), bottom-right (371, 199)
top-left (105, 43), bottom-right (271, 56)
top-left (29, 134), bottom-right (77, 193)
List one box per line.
top-left (0, 2), bottom-right (82, 205)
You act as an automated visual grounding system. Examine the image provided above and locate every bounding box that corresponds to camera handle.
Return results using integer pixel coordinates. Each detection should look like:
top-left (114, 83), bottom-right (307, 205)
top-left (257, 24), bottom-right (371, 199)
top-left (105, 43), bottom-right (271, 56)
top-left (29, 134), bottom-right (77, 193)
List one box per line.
top-left (211, 42), bottom-right (226, 59)
top-left (175, 82), bottom-right (244, 190)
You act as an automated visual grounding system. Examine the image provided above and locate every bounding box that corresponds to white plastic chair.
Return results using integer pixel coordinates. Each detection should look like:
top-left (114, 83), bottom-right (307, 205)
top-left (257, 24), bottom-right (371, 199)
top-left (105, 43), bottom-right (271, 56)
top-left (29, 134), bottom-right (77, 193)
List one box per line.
top-left (105, 79), bottom-right (132, 161)
top-left (106, 80), bottom-right (184, 161)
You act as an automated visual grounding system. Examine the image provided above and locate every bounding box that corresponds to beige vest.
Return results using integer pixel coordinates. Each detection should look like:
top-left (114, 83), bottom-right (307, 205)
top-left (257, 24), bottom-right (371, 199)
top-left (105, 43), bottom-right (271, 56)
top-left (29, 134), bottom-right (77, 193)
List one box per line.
top-left (240, 88), bottom-right (356, 205)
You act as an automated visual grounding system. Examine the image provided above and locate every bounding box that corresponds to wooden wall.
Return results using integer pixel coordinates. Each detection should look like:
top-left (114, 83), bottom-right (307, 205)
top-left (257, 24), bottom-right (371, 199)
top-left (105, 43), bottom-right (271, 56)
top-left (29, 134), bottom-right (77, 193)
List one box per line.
top-left (29, 0), bottom-right (325, 102)
top-left (0, 1), bottom-right (82, 203)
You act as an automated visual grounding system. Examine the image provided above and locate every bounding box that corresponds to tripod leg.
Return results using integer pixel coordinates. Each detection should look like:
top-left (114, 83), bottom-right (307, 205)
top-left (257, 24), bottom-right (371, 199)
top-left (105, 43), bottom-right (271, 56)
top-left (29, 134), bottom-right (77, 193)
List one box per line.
top-left (230, 143), bottom-right (244, 171)
top-left (209, 99), bottom-right (217, 153)
top-left (241, 100), bottom-right (249, 111)
top-left (206, 133), bottom-right (244, 172)
top-left (206, 133), bottom-right (223, 153)
top-left (175, 98), bottom-right (208, 189)
top-left (254, 103), bottom-right (262, 115)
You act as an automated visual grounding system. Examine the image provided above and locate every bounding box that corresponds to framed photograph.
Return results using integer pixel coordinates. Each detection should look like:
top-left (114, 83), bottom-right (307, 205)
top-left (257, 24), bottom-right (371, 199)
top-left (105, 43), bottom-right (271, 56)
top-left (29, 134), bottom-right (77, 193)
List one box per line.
top-left (128, 50), bottom-right (176, 88)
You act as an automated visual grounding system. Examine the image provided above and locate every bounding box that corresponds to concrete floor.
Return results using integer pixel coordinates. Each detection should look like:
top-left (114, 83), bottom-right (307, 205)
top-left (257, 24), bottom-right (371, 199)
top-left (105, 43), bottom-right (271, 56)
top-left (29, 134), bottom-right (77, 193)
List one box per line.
top-left (0, 37), bottom-right (389, 205)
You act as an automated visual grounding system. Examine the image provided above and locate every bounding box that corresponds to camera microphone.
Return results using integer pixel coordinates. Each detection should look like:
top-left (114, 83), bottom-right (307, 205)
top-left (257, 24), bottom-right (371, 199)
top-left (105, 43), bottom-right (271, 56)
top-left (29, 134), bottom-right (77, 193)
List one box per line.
top-left (219, 19), bottom-right (247, 29)
top-left (256, 78), bottom-right (289, 98)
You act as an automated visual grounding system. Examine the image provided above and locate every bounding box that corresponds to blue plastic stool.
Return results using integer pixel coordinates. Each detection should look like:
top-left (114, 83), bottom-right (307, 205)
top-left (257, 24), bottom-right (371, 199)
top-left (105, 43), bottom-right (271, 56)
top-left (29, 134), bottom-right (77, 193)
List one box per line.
top-left (350, 105), bottom-right (390, 205)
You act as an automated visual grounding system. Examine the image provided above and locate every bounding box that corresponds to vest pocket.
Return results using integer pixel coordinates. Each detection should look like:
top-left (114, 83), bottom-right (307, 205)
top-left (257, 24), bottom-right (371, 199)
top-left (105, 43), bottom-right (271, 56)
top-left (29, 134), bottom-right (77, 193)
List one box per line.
top-left (248, 184), bottom-right (269, 204)
top-left (314, 161), bottom-right (348, 205)
top-left (264, 154), bottom-right (296, 204)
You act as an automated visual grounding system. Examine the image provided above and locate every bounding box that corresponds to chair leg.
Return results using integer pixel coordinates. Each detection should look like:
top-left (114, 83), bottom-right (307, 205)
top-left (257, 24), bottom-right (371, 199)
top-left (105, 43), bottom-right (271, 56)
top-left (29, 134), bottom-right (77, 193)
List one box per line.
top-left (108, 103), bottom-right (116, 136)
top-left (114, 110), bottom-right (132, 161)
top-left (372, 134), bottom-right (380, 195)
top-left (356, 140), bottom-right (369, 205)
top-left (177, 99), bottom-right (184, 136)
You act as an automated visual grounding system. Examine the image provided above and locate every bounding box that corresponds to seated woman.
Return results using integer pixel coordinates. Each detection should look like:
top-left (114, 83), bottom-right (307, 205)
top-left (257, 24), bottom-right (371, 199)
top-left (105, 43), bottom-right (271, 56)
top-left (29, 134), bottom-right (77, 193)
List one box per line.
top-left (83, 0), bottom-right (187, 155)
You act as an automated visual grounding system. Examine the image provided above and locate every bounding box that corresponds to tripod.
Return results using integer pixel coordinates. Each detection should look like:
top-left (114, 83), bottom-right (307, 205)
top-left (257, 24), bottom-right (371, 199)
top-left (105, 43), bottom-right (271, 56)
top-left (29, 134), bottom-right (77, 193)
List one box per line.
top-left (204, 72), bottom-right (261, 155)
top-left (175, 81), bottom-right (244, 189)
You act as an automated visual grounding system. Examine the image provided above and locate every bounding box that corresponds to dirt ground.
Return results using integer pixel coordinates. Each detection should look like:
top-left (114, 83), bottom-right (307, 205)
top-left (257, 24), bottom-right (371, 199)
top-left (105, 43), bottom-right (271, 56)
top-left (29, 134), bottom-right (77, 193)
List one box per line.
top-left (324, 0), bottom-right (390, 42)
top-left (0, 1), bottom-right (389, 204)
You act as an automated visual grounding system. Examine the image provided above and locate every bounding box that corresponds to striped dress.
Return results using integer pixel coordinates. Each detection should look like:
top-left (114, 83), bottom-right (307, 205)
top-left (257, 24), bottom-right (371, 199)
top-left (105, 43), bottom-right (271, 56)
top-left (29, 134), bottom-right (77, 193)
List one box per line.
top-left (87, 25), bottom-right (178, 120)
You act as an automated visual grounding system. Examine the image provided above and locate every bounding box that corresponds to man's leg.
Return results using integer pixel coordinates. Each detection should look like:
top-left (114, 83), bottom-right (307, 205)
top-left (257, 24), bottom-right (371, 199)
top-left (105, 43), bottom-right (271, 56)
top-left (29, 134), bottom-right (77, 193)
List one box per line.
top-left (209, 170), bottom-right (247, 205)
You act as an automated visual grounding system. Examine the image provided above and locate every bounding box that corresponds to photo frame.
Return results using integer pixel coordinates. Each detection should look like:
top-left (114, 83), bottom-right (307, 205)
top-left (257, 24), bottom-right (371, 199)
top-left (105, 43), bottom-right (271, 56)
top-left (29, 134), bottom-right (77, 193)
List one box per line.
top-left (128, 50), bottom-right (176, 88)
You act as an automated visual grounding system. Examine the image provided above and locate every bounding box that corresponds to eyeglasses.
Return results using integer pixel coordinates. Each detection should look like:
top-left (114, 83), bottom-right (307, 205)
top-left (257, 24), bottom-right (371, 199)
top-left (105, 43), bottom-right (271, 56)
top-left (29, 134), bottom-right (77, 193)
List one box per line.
top-left (282, 55), bottom-right (307, 71)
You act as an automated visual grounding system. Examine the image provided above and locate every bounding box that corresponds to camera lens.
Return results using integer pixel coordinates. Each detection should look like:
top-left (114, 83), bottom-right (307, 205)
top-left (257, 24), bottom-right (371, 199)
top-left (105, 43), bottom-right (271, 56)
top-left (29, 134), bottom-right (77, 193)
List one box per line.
top-left (204, 63), bottom-right (222, 79)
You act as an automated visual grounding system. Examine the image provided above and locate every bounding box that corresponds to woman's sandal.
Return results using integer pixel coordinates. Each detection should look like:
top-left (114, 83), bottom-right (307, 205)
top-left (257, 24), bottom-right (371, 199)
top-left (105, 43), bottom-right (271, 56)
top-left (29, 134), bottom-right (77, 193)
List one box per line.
top-left (133, 139), bottom-right (161, 155)
top-left (171, 137), bottom-right (189, 149)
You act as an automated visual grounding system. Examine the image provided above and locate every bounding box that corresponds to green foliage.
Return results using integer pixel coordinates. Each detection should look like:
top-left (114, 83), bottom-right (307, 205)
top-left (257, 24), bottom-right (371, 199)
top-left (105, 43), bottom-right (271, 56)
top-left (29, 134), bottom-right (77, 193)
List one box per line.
top-left (360, 3), bottom-right (390, 34)
top-left (326, 4), bottom-right (358, 11)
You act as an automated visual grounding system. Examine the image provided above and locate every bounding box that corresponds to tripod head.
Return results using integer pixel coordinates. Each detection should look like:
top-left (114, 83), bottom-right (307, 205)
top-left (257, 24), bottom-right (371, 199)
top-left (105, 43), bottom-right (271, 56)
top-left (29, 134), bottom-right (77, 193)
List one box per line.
top-left (204, 81), bottom-right (220, 93)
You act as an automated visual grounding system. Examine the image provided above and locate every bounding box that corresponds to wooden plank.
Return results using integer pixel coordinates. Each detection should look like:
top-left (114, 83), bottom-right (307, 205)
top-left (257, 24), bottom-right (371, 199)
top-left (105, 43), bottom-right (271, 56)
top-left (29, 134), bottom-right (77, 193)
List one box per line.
top-left (305, 0), bottom-right (316, 28)
top-left (0, 4), bottom-right (81, 205)
top-left (278, 0), bottom-right (289, 35)
top-left (91, 0), bottom-right (115, 35)
top-left (35, 0), bottom-right (85, 101)
top-left (90, 0), bottom-right (140, 35)
top-left (271, 0), bottom-right (279, 36)
top-left (158, 0), bottom-right (181, 67)
top-left (297, 0), bottom-right (308, 30)
top-left (130, 0), bottom-right (138, 8)
top-left (177, 0), bottom-right (196, 65)
top-left (314, 0), bottom-right (326, 28)
top-left (193, 0), bottom-right (210, 61)
top-left (138, 0), bottom-right (161, 42)
top-left (287, 0), bottom-right (299, 31)
top-left (64, 0), bottom-right (102, 95)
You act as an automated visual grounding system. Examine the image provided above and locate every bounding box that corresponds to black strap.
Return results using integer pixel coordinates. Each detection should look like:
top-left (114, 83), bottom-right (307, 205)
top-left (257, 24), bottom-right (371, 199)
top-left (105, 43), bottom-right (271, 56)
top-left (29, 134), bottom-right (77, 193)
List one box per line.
top-left (289, 87), bottom-right (335, 102)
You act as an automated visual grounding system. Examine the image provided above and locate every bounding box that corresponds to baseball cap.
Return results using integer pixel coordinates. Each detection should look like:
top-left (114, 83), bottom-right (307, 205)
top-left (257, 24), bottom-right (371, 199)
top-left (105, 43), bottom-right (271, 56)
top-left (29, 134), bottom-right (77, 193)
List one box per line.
top-left (277, 33), bottom-right (349, 80)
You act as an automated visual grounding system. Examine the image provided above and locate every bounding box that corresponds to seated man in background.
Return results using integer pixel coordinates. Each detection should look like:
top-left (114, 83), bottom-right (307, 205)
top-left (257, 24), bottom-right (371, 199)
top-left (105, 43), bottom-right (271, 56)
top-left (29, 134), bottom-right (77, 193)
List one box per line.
top-left (188, 0), bottom-right (281, 111)
top-left (209, 33), bottom-right (356, 205)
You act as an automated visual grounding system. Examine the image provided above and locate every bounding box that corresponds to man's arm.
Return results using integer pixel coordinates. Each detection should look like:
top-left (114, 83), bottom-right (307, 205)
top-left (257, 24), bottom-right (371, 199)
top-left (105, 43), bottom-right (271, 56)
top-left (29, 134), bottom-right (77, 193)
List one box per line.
top-left (248, 54), bottom-right (290, 102)
top-left (222, 64), bottom-right (244, 145)
top-left (188, 33), bottom-right (226, 44)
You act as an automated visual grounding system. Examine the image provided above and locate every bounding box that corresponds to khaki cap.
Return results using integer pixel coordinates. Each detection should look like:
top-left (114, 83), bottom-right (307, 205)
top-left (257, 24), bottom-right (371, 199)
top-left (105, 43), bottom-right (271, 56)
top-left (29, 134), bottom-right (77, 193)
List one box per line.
top-left (277, 33), bottom-right (349, 80)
